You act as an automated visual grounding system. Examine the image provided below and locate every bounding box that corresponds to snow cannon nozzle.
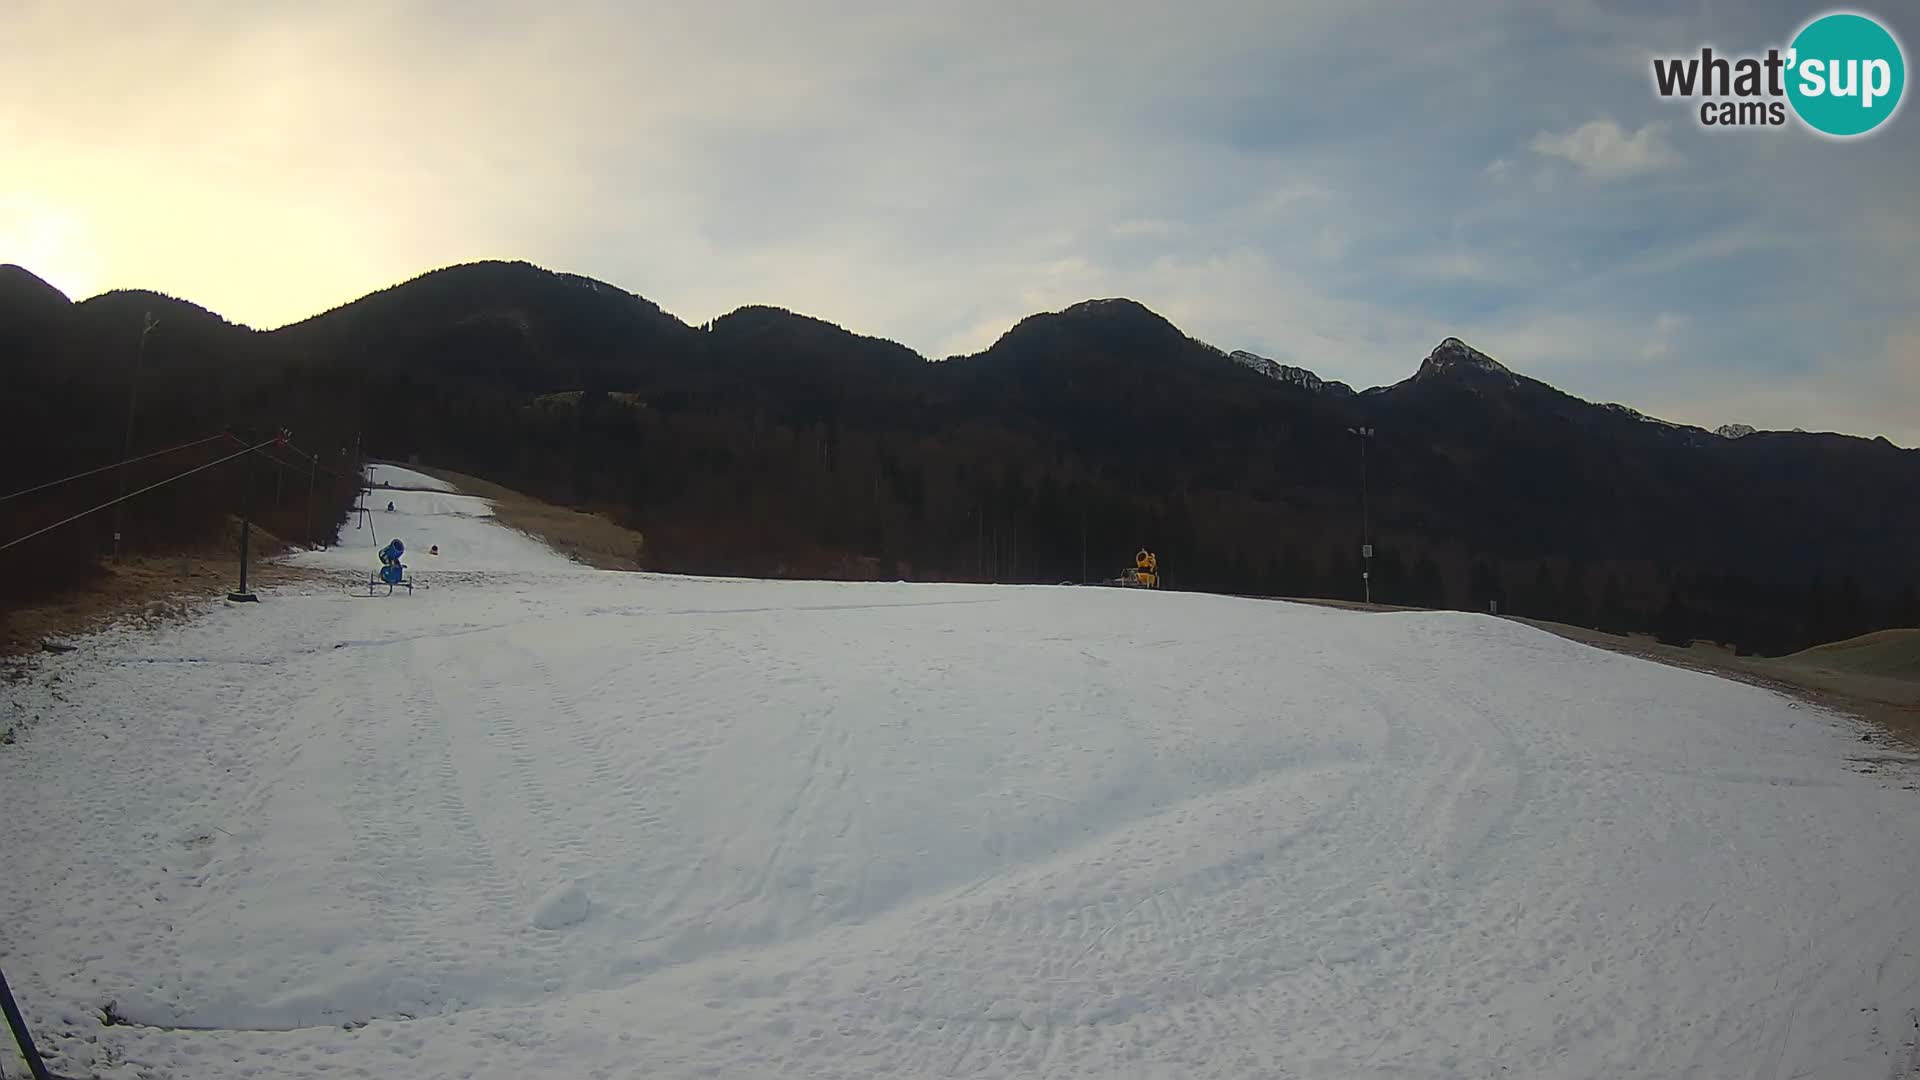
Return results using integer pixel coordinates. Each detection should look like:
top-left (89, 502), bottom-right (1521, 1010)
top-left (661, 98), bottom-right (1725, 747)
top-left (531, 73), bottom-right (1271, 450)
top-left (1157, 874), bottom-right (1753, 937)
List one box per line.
top-left (375, 538), bottom-right (410, 589)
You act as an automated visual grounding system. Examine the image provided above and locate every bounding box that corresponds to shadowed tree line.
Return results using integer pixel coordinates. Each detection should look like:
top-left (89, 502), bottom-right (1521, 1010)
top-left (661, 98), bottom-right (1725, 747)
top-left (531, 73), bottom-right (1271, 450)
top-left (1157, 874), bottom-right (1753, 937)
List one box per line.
top-left (1, 270), bottom-right (366, 607)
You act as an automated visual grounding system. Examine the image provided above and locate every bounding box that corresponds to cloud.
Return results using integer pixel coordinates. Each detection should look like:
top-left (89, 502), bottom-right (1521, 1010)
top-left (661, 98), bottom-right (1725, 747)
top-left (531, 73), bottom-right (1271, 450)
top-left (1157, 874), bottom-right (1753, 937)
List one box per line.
top-left (0, 0), bottom-right (1915, 444)
top-left (1885, 327), bottom-right (1920, 400)
top-left (1110, 219), bottom-right (1186, 239)
top-left (1528, 119), bottom-right (1681, 179)
top-left (1638, 312), bottom-right (1686, 361)
top-left (1251, 182), bottom-right (1330, 217)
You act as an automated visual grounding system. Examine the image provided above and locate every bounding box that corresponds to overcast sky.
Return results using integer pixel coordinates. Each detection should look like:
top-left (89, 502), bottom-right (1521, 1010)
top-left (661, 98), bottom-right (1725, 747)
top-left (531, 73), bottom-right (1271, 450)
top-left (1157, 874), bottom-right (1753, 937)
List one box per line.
top-left (3, 0), bottom-right (1915, 442)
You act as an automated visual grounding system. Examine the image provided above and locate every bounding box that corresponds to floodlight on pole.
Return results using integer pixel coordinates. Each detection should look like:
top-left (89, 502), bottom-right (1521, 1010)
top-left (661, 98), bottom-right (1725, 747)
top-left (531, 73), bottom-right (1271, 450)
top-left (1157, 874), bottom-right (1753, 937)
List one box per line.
top-left (1349, 426), bottom-right (1375, 605)
top-left (112, 312), bottom-right (159, 560)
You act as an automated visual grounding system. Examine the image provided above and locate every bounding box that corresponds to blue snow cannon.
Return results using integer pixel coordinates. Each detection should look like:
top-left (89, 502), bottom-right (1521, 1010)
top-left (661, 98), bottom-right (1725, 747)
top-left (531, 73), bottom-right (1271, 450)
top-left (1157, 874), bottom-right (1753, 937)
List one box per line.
top-left (358, 539), bottom-right (413, 595)
top-left (379, 539), bottom-right (406, 584)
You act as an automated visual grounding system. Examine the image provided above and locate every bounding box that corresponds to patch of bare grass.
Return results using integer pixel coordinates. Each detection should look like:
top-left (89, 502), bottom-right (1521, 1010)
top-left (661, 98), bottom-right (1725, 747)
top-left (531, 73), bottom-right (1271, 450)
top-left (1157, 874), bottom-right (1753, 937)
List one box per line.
top-left (0, 522), bottom-right (326, 657)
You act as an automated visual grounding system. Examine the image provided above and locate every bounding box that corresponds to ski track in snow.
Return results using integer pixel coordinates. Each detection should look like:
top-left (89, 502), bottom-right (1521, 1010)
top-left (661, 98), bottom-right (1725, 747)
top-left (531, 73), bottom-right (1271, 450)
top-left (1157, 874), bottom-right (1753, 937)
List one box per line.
top-left (4, 468), bottom-right (1920, 1078)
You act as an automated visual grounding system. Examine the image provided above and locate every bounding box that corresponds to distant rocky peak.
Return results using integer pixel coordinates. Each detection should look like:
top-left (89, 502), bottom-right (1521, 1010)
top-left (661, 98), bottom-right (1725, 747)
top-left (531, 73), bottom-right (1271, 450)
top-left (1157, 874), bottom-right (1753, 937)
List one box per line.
top-left (1062, 297), bottom-right (1154, 317)
top-left (1415, 337), bottom-right (1514, 382)
top-left (1227, 350), bottom-right (1355, 397)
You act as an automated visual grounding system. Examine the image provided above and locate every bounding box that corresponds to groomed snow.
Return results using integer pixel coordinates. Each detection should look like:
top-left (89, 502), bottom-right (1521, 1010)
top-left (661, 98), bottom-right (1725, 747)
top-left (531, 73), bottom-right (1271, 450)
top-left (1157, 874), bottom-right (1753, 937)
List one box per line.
top-left (366, 463), bottom-right (460, 492)
top-left (291, 466), bottom-right (589, 577)
top-left (3, 492), bottom-right (1919, 1078)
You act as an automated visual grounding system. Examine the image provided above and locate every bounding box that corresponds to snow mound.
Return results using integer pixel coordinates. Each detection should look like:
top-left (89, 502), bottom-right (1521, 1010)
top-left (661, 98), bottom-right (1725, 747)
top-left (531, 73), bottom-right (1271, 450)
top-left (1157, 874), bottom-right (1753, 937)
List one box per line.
top-left (532, 881), bottom-right (591, 930)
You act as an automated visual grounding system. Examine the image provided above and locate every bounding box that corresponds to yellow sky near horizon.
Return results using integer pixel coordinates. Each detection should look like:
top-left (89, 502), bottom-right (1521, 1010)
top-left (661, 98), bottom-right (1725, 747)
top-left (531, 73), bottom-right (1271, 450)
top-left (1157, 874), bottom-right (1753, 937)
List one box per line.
top-left (0, 2), bottom-right (631, 326)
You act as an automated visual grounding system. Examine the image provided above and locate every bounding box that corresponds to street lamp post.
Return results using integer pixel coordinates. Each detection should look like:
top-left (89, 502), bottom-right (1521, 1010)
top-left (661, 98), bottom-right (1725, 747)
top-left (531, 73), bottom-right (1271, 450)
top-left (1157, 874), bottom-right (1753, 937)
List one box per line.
top-left (1349, 426), bottom-right (1375, 605)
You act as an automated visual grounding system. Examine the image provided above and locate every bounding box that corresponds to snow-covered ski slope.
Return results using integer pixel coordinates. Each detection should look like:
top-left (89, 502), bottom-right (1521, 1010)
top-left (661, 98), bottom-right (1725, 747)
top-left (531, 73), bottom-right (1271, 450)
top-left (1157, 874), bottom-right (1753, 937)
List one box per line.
top-left (4, 469), bottom-right (1919, 1079)
top-left (366, 462), bottom-right (459, 492)
top-left (294, 469), bottom-right (582, 576)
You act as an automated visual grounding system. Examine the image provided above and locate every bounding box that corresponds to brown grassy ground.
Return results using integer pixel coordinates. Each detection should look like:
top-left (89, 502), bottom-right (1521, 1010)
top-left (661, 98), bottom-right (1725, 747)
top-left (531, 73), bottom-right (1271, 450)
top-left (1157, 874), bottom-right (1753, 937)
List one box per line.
top-left (1281, 596), bottom-right (1920, 748)
top-left (394, 464), bottom-right (647, 572)
top-left (1511, 618), bottom-right (1919, 747)
top-left (1782, 628), bottom-right (1920, 681)
top-left (0, 526), bottom-right (326, 658)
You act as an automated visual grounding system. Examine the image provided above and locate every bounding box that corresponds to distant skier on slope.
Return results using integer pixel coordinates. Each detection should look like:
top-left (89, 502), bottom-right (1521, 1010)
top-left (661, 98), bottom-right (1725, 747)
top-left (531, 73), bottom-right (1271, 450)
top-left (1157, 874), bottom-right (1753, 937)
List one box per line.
top-left (386, 501), bottom-right (395, 512)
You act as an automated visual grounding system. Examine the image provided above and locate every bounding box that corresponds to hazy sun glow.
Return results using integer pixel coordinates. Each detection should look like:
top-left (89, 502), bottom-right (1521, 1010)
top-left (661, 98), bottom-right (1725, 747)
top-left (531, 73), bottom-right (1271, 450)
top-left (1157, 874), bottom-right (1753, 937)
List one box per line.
top-left (0, 198), bottom-right (100, 301)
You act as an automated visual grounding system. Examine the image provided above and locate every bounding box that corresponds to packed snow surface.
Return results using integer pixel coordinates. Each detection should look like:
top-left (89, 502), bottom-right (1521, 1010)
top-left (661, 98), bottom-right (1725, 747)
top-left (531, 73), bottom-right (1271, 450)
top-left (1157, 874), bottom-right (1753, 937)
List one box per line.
top-left (292, 466), bottom-right (588, 576)
top-left (366, 462), bottom-right (460, 492)
top-left (4, 480), bottom-right (1919, 1078)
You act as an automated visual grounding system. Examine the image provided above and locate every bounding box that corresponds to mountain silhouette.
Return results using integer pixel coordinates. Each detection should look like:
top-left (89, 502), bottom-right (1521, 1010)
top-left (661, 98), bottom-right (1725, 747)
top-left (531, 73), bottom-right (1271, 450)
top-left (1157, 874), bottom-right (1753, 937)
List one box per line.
top-left (4, 259), bottom-right (1913, 654)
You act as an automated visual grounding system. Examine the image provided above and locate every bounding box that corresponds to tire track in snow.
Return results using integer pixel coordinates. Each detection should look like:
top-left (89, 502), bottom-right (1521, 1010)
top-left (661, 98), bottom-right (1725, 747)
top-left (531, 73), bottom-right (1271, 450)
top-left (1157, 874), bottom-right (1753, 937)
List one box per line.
top-left (631, 636), bottom-right (747, 931)
top-left (848, 686), bottom-right (1388, 1068)
top-left (516, 638), bottom-right (665, 884)
top-left (402, 638), bottom-right (521, 925)
top-left (439, 629), bottom-right (679, 948)
top-left (342, 640), bottom-right (452, 1011)
top-left (747, 731), bottom-right (824, 911)
top-left (721, 688), bottom-right (857, 945)
top-left (456, 637), bottom-right (594, 890)
top-left (342, 634), bottom-right (543, 1018)
top-left (1064, 659), bottom-right (1403, 991)
top-left (873, 643), bottom-right (1539, 1073)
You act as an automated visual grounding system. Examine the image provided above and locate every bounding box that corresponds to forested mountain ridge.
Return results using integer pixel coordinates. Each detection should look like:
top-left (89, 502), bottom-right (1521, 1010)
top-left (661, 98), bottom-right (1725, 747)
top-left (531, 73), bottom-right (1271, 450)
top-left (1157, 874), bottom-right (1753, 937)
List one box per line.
top-left (4, 259), bottom-right (1914, 655)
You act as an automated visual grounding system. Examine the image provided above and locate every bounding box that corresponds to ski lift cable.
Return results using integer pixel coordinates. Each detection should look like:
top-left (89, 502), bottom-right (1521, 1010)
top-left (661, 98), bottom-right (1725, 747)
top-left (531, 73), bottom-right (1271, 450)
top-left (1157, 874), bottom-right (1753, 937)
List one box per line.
top-left (0, 437), bottom-right (282, 555)
top-left (0, 432), bottom-right (232, 504)
top-left (253, 443), bottom-right (344, 481)
top-left (275, 438), bottom-right (360, 482)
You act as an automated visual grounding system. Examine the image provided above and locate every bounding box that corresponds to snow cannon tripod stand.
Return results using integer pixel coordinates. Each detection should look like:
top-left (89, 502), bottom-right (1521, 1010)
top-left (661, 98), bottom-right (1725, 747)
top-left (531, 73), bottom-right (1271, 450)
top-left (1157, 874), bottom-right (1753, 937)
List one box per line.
top-left (363, 538), bottom-right (414, 596)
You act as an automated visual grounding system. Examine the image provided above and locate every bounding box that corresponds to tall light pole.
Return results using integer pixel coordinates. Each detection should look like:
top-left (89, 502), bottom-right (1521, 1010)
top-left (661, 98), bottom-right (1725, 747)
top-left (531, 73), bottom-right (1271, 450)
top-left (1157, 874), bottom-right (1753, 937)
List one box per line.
top-left (227, 429), bottom-right (261, 603)
top-left (112, 312), bottom-right (158, 560)
top-left (1349, 426), bottom-right (1375, 605)
top-left (303, 447), bottom-right (318, 550)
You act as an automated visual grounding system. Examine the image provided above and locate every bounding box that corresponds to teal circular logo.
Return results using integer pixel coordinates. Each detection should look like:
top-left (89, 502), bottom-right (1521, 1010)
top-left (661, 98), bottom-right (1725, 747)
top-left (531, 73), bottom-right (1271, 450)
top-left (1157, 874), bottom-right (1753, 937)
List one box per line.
top-left (1787, 12), bottom-right (1906, 137)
